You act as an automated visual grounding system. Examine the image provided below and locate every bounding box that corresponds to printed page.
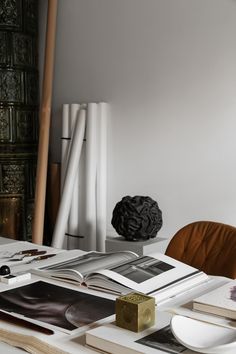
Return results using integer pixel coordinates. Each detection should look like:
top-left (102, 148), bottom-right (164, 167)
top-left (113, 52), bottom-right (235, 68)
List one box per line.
top-left (86, 252), bottom-right (208, 296)
top-left (0, 281), bottom-right (115, 335)
top-left (37, 251), bottom-right (138, 279)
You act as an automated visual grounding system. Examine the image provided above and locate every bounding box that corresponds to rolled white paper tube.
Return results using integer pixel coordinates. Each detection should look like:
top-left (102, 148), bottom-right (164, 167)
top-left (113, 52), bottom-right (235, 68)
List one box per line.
top-left (96, 102), bottom-right (108, 252)
top-left (70, 103), bottom-right (80, 129)
top-left (68, 104), bottom-right (80, 237)
top-left (52, 109), bottom-right (86, 249)
top-left (85, 103), bottom-right (97, 251)
top-left (61, 103), bottom-right (70, 248)
top-left (61, 104), bottom-right (70, 194)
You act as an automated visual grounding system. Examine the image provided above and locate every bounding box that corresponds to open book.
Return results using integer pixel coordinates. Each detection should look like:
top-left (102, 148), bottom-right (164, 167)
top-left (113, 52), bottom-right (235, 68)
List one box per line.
top-left (33, 251), bottom-right (209, 304)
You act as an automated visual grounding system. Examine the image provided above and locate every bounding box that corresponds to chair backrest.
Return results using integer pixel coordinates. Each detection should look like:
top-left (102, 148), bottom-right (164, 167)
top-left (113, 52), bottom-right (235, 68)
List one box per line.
top-left (165, 221), bottom-right (236, 279)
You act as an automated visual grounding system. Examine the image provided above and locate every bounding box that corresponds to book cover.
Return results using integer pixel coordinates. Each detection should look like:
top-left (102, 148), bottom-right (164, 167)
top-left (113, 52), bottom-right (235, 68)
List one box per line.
top-left (193, 280), bottom-right (236, 320)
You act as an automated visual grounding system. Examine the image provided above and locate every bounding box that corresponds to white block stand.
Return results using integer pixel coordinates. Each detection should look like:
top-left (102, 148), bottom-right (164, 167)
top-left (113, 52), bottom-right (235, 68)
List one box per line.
top-left (105, 236), bottom-right (169, 256)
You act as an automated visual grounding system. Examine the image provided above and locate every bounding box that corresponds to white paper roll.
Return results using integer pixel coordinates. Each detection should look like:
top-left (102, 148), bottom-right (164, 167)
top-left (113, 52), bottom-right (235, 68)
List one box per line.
top-left (68, 104), bottom-right (80, 238)
top-left (60, 104), bottom-right (70, 249)
top-left (61, 104), bottom-right (70, 194)
top-left (52, 109), bottom-right (86, 249)
top-left (85, 103), bottom-right (97, 251)
top-left (96, 102), bottom-right (108, 252)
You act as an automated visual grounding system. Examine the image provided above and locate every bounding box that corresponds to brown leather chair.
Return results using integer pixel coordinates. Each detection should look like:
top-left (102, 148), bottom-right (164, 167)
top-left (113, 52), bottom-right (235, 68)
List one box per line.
top-left (165, 221), bottom-right (236, 279)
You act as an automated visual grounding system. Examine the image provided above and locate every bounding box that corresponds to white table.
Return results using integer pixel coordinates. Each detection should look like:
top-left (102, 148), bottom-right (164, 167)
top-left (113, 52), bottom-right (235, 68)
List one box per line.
top-left (0, 239), bottom-right (29, 353)
top-left (0, 237), bottom-right (230, 354)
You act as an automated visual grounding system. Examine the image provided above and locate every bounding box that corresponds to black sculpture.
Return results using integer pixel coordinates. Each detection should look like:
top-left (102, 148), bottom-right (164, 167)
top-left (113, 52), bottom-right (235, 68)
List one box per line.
top-left (111, 196), bottom-right (162, 241)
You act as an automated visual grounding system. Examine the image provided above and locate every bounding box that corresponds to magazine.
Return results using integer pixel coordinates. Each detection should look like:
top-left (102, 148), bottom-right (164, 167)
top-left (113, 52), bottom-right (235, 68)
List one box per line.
top-left (193, 280), bottom-right (236, 320)
top-left (33, 251), bottom-right (209, 303)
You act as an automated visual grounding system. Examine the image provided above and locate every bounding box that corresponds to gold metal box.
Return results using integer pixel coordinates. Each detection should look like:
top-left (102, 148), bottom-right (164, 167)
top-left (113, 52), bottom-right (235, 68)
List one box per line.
top-left (116, 292), bottom-right (155, 332)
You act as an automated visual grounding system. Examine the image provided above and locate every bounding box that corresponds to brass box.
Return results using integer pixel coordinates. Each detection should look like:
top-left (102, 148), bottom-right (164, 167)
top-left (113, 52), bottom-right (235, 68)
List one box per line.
top-left (116, 292), bottom-right (155, 332)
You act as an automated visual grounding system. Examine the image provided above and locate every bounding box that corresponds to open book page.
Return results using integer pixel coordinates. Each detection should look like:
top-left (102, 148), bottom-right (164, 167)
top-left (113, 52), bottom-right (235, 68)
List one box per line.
top-left (85, 252), bottom-right (209, 299)
top-left (33, 251), bottom-right (138, 284)
top-left (33, 251), bottom-right (209, 302)
top-left (86, 270), bottom-right (209, 303)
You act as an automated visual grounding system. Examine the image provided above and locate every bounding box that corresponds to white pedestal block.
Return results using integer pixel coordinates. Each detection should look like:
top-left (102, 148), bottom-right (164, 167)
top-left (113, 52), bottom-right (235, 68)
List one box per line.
top-left (105, 236), bottom-right (169, 256)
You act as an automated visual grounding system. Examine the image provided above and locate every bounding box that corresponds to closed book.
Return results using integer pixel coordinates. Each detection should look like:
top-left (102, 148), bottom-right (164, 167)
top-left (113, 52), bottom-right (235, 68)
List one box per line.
top-left (86, 311), bottom-right (194, 354)
top-left (193, 280), bottom-right (236, 320)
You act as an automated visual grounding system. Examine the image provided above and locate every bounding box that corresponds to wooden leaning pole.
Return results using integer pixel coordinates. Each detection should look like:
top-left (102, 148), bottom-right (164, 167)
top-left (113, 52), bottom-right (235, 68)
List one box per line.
top-left (32, 0), bottom-right (58, 245)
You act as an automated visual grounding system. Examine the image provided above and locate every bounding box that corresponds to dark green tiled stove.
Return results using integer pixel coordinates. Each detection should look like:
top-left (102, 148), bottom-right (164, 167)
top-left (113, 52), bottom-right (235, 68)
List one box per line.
top-left (0, 0), bottom-right (39, 241)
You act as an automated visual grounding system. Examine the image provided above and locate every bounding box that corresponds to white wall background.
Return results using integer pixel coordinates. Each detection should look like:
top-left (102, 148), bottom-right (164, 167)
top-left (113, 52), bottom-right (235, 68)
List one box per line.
top-left (39, 0), bottom-right (236, 241)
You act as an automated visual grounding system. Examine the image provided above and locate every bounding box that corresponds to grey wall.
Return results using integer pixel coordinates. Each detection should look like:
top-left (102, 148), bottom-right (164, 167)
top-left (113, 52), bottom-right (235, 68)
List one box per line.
top-left (39, 0), bottom-right (236, 240)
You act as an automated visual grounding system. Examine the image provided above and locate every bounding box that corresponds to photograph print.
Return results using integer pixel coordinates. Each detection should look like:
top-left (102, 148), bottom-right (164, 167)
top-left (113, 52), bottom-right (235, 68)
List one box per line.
top-left (136, 325), bottom-right (186, 354)
top-left (110, 256), bottom-right (174, 283)
top-left (0, 281), bottom-right (115, 332)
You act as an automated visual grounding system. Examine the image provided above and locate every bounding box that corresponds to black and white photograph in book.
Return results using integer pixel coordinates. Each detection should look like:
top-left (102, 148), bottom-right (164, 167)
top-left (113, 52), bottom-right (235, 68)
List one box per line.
top-left (136, 325), bottom-right (186, 354)
top-left (0, 281), bottom-right (115, 332)
top-left (45, 252), bottom-right (110, 272)
top-left (111, 256), bottom-right (175, 283)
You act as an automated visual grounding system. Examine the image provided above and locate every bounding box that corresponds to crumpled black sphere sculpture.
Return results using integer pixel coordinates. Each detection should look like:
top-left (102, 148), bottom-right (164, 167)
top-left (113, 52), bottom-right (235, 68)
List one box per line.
top-left (111, 195), bottom-right (163, 241)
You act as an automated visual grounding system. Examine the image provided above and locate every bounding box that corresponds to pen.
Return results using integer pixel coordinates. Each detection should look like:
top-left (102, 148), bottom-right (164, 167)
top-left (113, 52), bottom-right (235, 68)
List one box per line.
top-left (15, 249), bottom-right (39, 255)
top-left (4, 249), bottom-right (39, 258)
top-left (9, 251), bottom-right (47, 261)
top-left (26, 254), bottom-right (57, 264)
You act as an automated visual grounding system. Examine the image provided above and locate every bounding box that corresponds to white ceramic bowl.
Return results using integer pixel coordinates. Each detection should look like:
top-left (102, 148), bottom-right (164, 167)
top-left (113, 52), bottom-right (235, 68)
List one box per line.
top-left (170, 315), bottom-right (236, 354)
